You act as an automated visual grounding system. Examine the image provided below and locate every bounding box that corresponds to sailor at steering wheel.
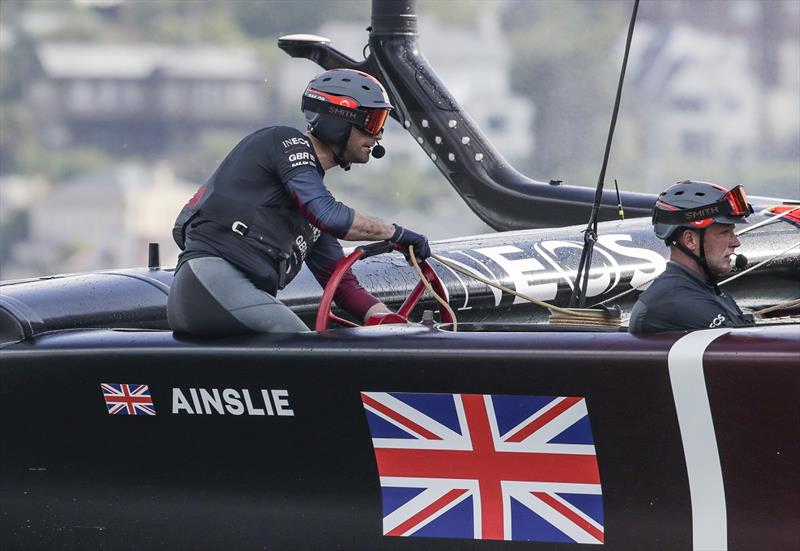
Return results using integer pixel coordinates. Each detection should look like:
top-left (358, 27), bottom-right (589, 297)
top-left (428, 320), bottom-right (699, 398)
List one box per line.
top-left (168, 69), bottom-right (430, 336)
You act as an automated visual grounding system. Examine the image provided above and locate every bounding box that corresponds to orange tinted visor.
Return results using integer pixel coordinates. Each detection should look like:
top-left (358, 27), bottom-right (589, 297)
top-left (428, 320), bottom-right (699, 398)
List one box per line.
top-left (724, 185), bottom-right (751, 216)
top-left (361, 108), bottom-right (390, 136)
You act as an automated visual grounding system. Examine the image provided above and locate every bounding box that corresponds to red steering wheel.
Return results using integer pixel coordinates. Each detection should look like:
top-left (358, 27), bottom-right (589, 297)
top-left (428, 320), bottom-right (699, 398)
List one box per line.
top-left (315, 242), bottom-right (453, 331)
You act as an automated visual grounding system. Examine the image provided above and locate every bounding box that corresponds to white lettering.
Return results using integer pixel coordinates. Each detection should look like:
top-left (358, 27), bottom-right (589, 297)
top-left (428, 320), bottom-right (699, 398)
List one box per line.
top-left (189, 388), bottom-right (202, 413)
top-left (200, 388), bottom-right (225, 415)
top-left (296, 235), bottom-right (308, 256)
top-left (709, 314), bottom-right (726, 328)
top-left (288, 152), bottom-right (313, 162)
top-left (242, 389), bottom-right (265, 416)
top-left (537, 240), bottom-right (619, 298)
top-left (282, 137), bottom-right (310, 149)
top-left (476, 245), bottom-right (557, 303)
top-left (271, 389), bottom-right (294, 416)
top-left (597, 234), bottom-right (666, 290)
top-left (172, 388), bottom-right (194, 414)
top-left (171, 388), bottom-right (292, 417)
top-left (260, 390), bottom-right (275, 416)
top-left (223, 388), bottom-right (244, 415)
top-left (437, 252), bottom-right (502, 308)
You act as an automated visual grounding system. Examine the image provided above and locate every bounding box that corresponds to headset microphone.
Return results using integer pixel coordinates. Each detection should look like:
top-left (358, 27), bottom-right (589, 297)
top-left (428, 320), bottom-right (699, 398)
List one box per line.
top-left (734, 254), bottom-right (748, 271)
top-left (371, 142), bottom-right (385, 159)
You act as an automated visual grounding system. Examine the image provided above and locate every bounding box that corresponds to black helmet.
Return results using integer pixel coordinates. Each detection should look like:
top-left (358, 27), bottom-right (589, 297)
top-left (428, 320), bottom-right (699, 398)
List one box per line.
top-left (301, 68), bottom-right (393, 166)
top-left (652, 180), bottom-right (753, 242)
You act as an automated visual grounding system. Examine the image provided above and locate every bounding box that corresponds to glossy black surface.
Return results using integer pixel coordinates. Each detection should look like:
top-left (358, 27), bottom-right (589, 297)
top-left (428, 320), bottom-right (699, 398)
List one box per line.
top-left (1, 325), bottom-right (798, 550)
top-left (2, 212), bottom-right (797, 346)
top-left (1, 1), bottom-right (799, 548)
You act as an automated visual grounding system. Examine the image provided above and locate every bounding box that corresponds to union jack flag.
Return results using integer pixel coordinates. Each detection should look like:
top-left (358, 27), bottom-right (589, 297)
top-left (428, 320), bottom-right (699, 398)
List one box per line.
top-left (101, 383), bottom-right (156, 416)
top-left (361, 392), bottom-right (603, 543)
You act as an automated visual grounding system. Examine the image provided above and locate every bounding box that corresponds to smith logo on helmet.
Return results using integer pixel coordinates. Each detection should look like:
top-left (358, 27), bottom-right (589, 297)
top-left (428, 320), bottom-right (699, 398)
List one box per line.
top-left (327, 105), bottom-right (359, 121)
top-left (685, 206), bottom-right (719, 220)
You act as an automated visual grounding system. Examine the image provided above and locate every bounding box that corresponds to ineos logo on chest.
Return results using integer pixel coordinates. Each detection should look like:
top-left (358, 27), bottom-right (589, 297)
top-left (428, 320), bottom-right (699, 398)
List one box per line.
top-left (282, 137), bottom-right (310, 149)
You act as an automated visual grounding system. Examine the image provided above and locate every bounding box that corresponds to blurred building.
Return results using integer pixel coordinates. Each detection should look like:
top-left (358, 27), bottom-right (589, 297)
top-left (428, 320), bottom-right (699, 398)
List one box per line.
top-left (29, 43), bottom-right (269, 156)
top-left (277, 5), bottom-right (535, 171)
top-left (630, 0), bottom-right (800, 190)
top-left (629, 24), bottom-right (759, 159)
top-left (4, 164), bottom-right (196, 278)
top-left (626, 19), bottom-right (799, 189)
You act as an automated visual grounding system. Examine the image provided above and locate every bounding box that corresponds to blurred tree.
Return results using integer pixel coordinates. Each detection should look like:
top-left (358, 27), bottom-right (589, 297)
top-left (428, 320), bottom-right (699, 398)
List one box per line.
top-left (172, 130), bottom-right (242, 185)
top-left (232, 0), bottom-right (366, 39)
top-left (0, 105), bottom-right (34, 173)
top-left (0, 209), bottom-right (29, 269)
top-left (0, 12), bottom-right (39, 173)
top-left (501, 0), bottom-right (628, 187)
top-left (108, 0), bottom-right (245, 43)
top-left (16, 145), bottom-right (115, 182)
top-left (326, 163), bottom-right (492, 240)
top-left (418, 0), bottom-right (480, 29)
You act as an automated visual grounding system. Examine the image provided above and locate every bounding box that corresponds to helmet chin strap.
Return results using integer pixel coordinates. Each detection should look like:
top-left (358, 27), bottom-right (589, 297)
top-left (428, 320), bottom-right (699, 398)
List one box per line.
top-left (333, 126), bottom-right (352, 171)
top-left (670, 229), bottom-right (717, 282)
top-left (333, 149), bottom-right (351, 171)
top-left (308, 122), bottom-right (352, 171)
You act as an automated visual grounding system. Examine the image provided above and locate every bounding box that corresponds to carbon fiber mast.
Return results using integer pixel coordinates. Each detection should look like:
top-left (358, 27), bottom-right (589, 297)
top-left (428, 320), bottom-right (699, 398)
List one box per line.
top-left (278, 0), bottom-right (775, 230)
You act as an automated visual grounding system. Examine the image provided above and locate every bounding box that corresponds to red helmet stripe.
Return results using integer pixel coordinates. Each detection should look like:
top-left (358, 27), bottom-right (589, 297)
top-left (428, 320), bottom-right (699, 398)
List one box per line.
top-left (689, 218), bottom-right (715, 228)
top-left (305, 88), bottom-right (361, 109)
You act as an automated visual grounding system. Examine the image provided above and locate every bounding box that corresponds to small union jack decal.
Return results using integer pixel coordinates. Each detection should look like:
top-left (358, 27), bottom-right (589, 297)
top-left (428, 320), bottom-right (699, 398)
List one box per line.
top-left (101, 383), bottom-right (156, 416)
top-left (361, 391), bottom-right (603, 543)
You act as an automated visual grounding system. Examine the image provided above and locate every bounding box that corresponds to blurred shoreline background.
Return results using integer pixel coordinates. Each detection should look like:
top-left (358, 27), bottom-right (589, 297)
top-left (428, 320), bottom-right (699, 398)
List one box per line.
top-left (1, 0), bottom-right (798, 280)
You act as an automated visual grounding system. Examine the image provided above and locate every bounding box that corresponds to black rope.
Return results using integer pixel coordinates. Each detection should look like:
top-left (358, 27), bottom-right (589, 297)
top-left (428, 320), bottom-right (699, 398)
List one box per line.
top-left (569, 0), bottom-right (639, 308)
top-left (614, 179), bottom-right (625, 220)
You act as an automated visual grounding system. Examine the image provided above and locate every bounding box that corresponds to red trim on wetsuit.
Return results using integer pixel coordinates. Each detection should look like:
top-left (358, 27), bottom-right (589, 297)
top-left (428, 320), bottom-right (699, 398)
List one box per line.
top-left (285, 171), bottom-right (354, 239)
top-left (290, 191), bottom-right (350, 239)
top-left (311, 261), bottom-right (380, 322)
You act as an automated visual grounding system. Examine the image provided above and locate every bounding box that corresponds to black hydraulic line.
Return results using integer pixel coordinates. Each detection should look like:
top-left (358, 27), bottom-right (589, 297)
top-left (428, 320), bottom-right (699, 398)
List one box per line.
top-left (570, 0), bottom-right (639, 308)
top-left (280, 0), bottom-right (658, 230)
top-left (614, 179), bottom-right (625, 220)
top-left (279, 0), bottom-right (776, 230)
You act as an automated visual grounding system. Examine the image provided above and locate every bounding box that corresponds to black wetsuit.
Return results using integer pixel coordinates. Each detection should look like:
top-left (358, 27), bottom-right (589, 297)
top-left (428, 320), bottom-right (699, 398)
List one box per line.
top-left (168, 126), bottom-right (378, 335)
top-left (628, 261), bottom-right (754, 335)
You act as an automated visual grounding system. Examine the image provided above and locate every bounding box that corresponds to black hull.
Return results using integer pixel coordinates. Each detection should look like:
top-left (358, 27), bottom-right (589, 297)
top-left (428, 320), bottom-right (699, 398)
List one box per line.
top-left (1, 325), bottom-right (798, 549)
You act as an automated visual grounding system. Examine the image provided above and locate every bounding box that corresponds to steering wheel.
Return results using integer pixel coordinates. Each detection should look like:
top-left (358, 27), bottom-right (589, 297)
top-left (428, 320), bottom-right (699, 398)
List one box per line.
top-left (315, 241), bottom-right (453, 331)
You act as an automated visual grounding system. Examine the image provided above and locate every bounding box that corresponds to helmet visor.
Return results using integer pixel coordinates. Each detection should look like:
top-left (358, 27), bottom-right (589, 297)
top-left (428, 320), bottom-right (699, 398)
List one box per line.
top-left (723, 185), bottom-right (751, 217)
top-left (302, 92), bottom-right (389, 136)
top-left (360, 108), bottom-right (389, 136)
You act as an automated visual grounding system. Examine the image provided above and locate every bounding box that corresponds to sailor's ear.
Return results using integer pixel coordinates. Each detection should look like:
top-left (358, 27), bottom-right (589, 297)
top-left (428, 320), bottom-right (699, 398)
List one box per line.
top-left (681, 229), bottom-right (701, 251)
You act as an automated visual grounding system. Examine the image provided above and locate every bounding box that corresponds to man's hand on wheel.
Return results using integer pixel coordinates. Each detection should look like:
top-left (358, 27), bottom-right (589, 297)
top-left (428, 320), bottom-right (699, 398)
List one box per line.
top-left (389, 224), bottom-right (431, 260)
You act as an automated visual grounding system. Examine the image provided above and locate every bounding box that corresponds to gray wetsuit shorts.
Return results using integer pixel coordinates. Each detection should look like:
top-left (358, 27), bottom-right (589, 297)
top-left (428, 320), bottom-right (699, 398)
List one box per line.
top-left (167, 256), bottom-right (310, 336)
